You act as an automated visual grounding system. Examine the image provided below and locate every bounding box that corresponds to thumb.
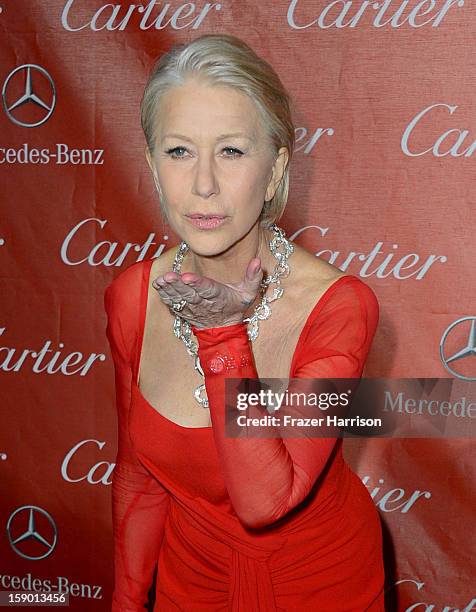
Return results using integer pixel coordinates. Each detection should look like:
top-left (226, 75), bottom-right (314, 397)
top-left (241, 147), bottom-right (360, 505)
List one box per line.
top-left (245, 258), bottom-right (262, 283)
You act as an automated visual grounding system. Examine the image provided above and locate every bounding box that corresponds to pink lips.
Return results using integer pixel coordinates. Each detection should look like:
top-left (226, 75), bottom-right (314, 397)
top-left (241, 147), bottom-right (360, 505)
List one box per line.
top-left (187, 213), bottom-right (226, 219)
top-left (186, 215), bottom-right (228, 230)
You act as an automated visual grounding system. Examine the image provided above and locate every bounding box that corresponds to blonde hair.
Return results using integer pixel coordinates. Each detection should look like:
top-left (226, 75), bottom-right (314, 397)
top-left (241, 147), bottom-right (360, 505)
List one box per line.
top-left (140, 33), bottom-right (295, 228)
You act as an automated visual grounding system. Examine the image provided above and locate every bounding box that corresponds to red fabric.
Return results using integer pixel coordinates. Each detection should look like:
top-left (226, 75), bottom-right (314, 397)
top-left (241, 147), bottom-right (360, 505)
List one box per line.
top-left (104, 256), bottom-right (385, 611)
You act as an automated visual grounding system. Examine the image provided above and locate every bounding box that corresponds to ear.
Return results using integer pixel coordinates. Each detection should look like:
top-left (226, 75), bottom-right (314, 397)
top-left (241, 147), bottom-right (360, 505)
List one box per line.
top-left (145, 146), bottom-right (163, 196)
top-left (265, 147), bottom-right (289, 202)
top-left (145, 146), bottom-right (157, 178)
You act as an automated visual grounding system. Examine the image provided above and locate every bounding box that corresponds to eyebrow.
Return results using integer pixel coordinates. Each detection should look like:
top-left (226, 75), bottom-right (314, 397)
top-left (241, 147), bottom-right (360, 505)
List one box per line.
top-left (162, 132), bottom-right (254, 143)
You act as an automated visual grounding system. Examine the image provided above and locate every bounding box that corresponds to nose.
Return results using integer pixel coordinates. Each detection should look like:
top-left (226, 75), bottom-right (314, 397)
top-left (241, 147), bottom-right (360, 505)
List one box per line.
top-left (192, 153), bottom-right (219, 198)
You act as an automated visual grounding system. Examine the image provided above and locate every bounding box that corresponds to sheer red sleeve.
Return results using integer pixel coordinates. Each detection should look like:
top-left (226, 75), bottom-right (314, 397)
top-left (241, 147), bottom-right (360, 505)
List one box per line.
top-left (104, 271), bottom-right (170, 611)
top-left (192, 277), bottom-right (379, 530)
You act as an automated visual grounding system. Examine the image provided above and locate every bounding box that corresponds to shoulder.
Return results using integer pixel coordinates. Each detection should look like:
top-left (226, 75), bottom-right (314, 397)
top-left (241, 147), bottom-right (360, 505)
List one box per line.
top-left (292, 241), bottom-right (378, 303)
top-left (105, 259), bottom-right (146, 302)
top-left (103, 260), bottom-right (150, 360)
top-left (104, 244), bottom-right (182, 311)
top-left (104, 259), bottom-right (149, 338)
top-left (104, 247), bottom-right (180, 325)
top-left (291, 250), bottom-right (380, 369)
top-left (289, 242), bottom-right (379, 330)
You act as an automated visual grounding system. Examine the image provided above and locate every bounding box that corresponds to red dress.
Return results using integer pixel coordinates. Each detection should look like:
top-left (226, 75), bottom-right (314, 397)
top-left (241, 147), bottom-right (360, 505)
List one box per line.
top-left (104, 257), bottom-right (385, 612)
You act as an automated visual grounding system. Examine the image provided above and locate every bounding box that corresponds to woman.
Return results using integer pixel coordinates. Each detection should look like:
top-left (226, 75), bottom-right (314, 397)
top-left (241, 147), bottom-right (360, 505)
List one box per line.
top-left (104, 34), bottom-right (385, 611)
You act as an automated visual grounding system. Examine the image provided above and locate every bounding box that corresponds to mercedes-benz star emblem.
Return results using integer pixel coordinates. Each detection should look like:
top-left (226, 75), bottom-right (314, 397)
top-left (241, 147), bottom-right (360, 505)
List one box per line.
top-left (440, 316), bottom-right (476, 381)
top-left (2, 64), bottom-right (56, 127)
top-left (6, 505), bottom-right (58, 560)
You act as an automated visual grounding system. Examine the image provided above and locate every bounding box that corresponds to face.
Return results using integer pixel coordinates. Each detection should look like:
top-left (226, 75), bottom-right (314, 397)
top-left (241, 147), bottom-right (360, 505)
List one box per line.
top-left (145, 78), bottom-right (288, 256)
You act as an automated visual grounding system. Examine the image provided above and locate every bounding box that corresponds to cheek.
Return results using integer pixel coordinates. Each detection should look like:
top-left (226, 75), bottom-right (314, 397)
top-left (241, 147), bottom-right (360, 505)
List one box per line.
top-left (158, 169), bottom-right (186, 201)
top-left (231, 164), bottom-right (269, 195)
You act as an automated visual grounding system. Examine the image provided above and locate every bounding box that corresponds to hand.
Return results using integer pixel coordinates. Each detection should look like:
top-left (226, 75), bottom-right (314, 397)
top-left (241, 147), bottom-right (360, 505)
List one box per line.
top-left (152, 258), bottom-right (264, 329)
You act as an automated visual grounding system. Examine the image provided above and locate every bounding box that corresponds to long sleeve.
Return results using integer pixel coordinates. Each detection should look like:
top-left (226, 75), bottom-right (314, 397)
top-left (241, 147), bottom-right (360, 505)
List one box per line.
top-left (191, 277), bottom-right (379, 530)
top-left (104, 280), bottom-right (170, 611)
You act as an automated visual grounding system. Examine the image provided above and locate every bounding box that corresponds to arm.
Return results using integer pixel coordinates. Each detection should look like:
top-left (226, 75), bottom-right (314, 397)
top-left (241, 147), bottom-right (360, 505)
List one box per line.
top-left (104, 282), bottom-right (170, 611)
top-left (192, 279), bottom-right (379, 529)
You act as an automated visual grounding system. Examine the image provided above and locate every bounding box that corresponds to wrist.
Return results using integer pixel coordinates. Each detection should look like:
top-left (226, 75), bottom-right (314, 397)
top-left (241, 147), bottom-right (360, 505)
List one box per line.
top-left (192, 319), bottom-right (244, 330)
top-left (191, 321), bottom-right (248, 347)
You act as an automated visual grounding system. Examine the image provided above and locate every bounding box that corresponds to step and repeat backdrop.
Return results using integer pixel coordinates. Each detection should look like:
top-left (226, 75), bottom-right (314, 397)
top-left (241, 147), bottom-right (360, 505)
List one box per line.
top-left (1, 1), bottom-right (474, 610)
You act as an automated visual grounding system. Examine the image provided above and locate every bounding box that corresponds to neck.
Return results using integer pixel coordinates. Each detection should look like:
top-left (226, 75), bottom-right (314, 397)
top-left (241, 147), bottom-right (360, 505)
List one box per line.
top-left (182, 224), bottom-right (276, 286)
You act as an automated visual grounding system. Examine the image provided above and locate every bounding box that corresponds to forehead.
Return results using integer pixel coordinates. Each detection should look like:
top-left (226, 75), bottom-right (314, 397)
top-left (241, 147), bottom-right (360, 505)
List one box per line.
top-left (156, 81), bottom-right (264, 140)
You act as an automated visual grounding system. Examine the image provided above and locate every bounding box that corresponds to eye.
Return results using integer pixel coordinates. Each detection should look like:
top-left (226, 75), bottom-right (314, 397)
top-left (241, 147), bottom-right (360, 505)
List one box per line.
top-left (164, 146), bottom-right (244, 160)
top-left (222, 147), bottom-right (244, 158)
top-left (165, 146), bottom-right (188, 159)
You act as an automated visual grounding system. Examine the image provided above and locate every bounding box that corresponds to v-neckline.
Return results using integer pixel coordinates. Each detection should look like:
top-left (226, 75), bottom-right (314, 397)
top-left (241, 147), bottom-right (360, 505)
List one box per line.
top-left (132, 256), bottom-right (357, 431)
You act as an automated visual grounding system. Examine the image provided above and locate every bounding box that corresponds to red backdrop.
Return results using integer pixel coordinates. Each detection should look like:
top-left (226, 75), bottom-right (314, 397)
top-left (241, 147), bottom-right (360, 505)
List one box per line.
top-left (1, 1), bottom-right (474, 610)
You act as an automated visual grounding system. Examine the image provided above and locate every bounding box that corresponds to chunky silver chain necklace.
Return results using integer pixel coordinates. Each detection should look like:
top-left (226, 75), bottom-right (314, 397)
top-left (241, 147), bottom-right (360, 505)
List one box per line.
top-left (172, 223), bottom-right (294, 409)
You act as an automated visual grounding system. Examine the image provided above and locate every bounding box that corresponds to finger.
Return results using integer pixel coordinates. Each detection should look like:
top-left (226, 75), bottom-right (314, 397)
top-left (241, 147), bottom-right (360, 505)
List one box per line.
top-left (153, 283), bottom-right (175, 304)
top-left (155, 276), bottom-right (202, 308)
top-left (165, 276), bottom-right (199, 297)
top-left (166, 273), bottom-right (219, 301)
top-left (181, 272), bottom-right (201, 284)
top-left (245, 257), bottom-right (261, 281)
top-left (153, 277), bottom-right (184, 303)
top-left (153, 275), bottom-right (191, 296)
top-left (162, 271), bottom-right (181, 282)
top-left (183, 274), bottom-right (221, 299)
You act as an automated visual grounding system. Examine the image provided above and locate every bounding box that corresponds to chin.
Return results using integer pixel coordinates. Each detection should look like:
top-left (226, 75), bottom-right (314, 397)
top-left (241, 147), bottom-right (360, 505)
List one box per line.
top-left (183, 229), bottom-right (243, 256)
top-left (184, 238), bottom-right (232, 258)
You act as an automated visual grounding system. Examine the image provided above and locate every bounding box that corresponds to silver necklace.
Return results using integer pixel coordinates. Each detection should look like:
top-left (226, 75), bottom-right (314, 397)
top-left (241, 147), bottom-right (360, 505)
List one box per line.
top-left (172, 224), bottom-right (294, 409)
